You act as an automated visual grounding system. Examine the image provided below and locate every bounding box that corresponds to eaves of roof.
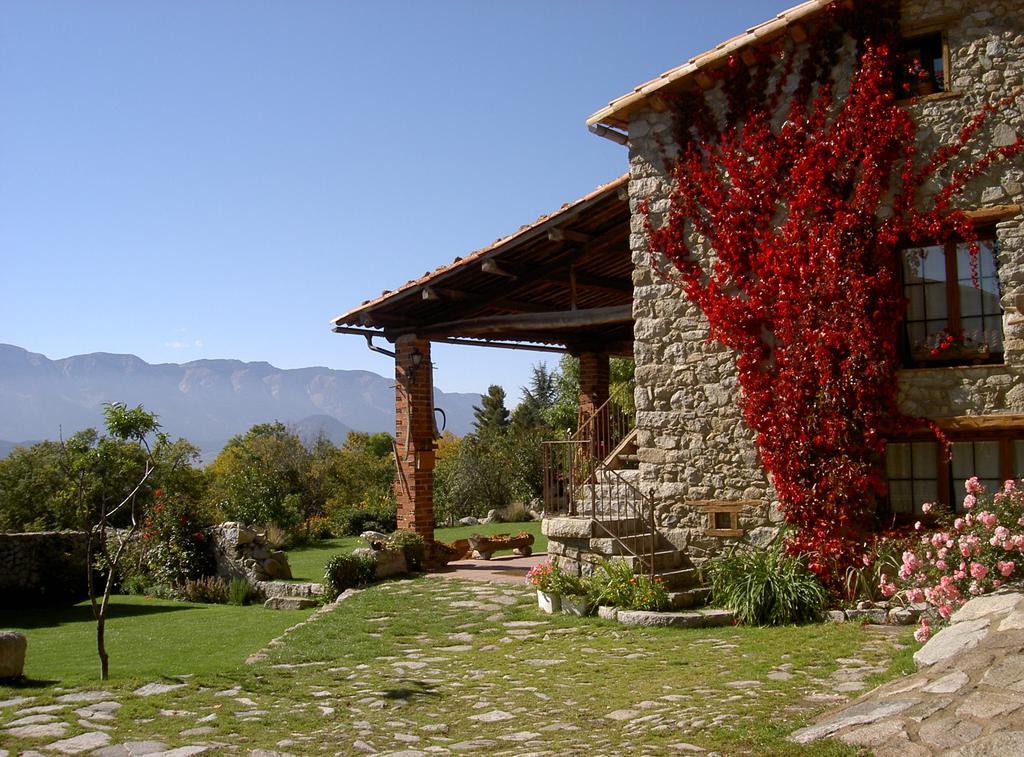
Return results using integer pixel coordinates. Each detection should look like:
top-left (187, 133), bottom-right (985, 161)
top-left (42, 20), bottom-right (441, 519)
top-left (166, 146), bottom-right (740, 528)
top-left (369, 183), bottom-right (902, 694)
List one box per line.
top-left (586, 0), bottom-right (834, 131)
top-left (330, 173), bottom-right (629, 328)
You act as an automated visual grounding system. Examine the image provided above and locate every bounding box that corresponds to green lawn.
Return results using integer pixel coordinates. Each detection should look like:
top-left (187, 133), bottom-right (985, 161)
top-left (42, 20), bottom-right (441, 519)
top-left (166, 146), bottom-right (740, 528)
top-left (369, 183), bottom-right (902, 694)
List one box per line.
top-left (286, 520), bottom-right (545, 582)
top-left (3, 595), bottom-right (313, 685)
top-left (0, 576), bottom-right (914, 756)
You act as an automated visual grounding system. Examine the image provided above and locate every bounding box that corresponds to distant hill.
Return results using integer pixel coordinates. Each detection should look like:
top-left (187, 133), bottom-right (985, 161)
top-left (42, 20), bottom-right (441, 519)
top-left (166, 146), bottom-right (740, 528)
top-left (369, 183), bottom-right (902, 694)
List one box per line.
top-left (0, 344), bottom-right (480, 460)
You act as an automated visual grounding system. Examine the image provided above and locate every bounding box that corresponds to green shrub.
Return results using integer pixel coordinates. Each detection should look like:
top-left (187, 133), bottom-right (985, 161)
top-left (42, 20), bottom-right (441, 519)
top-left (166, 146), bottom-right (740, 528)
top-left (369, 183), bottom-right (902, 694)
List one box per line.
top-left (330, 502), bottom-right (397, 537)
top-left (175, 576), bottom-right (229, 604)
top-left (388, 530), bottom-right (425, 572)
top-left (139, 495), bottom-right (214, 585)
top-left (323, 553), bottom-right (377, 596)
top-left (588, 559), bottom-right (669, 611)
top-left (120, 574), bottom-right (151, 596)
top-left (228, 577), bottom-right (254, 606)
top-left (702, 545), bottom-right (827, 626)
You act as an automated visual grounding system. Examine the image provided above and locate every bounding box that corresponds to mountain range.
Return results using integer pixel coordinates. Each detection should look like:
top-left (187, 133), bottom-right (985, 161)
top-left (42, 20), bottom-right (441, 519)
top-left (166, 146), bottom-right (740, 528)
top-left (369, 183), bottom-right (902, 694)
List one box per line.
top-left (0, 344), bottom-right (481, 460)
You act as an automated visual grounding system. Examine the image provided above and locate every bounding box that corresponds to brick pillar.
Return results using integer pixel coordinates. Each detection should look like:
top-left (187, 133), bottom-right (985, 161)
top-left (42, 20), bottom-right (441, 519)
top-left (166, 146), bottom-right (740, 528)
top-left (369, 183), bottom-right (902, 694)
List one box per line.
top-left (394, 335), bottom-right (435, 551)
top-left (578, 351), bottom-right (610, 460)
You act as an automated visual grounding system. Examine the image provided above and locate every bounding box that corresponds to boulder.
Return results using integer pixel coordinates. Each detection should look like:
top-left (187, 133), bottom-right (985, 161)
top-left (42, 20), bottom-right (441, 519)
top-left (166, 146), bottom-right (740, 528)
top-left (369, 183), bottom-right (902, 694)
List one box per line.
top-left (360, 531), bottom-right (389, 549)
top-left (0, 631), bottom-right (27, 679)
top-left (458, 517), bottom-right (480, 526)
top-left (262, 557), bottom-right (291, 580)
top-left (264, 596), bottom-right (317, 610)
top-left (353, 547), bottom-right (407, 578)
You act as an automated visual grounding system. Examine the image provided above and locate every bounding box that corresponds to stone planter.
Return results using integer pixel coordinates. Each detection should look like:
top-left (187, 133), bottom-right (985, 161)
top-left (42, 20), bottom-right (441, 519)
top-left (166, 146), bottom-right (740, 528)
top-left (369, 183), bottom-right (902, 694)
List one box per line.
top-left (537, 590), bottom-right (561, 614)
top-left (561, 594), bottom-right (591, 617)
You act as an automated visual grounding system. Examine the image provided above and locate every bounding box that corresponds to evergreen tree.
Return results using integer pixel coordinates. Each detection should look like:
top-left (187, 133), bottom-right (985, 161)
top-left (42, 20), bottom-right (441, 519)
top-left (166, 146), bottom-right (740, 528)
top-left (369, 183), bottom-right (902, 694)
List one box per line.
top-left (472, 385), bottom-right (510, 438)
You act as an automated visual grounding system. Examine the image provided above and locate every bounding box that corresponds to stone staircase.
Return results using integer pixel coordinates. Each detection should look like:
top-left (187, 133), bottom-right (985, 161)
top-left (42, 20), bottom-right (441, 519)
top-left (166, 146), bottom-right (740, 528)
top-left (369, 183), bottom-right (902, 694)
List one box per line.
top-left (545, 475), bottom-right (709, 610)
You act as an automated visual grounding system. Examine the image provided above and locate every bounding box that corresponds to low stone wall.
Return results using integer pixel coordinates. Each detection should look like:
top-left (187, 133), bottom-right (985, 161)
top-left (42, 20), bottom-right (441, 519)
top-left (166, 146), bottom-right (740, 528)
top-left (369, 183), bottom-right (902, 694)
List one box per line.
top-left (0, 531), bottom-right (90, 605)
top-left (207, 522), bottom-right (293, 583)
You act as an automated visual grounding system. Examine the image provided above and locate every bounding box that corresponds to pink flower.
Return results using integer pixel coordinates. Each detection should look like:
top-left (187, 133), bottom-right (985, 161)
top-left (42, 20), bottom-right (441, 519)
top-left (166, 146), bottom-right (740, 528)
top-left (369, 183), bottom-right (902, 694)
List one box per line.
top-left (966, 476), bottom-right (983, 494)
top-left (938, 604), bottom-right (952, 619)
top-left (915, 521), bottom-right (922, 531)
top-left (998, 560), bottom-right (1016, 577)
top-left (979, 511), bottom-right (998, 528)
top-left (1006, 480), bottom-right (1016, 493)
top-left (915, 619), bottom-right (932, 643)
top-left (954, 517), bottom-right (965, 530)
top-left (935, 559), bottom-right (947, 571)
top-left (922, 502), bottom-right (933, 514)
top-left (963, 494), bottom-right (977, 510)
top-left (970, 562), bottom-right (989, 580)
top-left (906, 588), bottom-right (925, 603)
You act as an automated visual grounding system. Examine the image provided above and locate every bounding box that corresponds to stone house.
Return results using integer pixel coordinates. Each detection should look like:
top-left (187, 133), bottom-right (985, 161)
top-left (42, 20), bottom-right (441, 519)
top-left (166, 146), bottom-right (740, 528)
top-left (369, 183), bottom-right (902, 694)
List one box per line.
top-left (335, 0), bottom-right (1024, 586)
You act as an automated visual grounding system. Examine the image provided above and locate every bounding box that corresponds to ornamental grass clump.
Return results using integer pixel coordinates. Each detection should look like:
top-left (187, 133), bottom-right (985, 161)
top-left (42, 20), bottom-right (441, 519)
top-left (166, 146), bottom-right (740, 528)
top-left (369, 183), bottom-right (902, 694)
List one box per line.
top-left (703, 545), bottom-right (827, 626)
top-left (887, 477), bottom-right (1024, 643)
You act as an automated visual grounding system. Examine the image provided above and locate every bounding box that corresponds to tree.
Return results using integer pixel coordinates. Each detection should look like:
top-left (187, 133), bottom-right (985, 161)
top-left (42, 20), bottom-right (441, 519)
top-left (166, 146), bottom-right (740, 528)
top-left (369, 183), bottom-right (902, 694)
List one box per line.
top-left (207, 422), bottom-right (310, 530)
top-left (61, 403), bottom-right (168, 680)
top-left (472, 385), bottom-right (510, 438)
top-left (512, 363), bottom-right (557, 431)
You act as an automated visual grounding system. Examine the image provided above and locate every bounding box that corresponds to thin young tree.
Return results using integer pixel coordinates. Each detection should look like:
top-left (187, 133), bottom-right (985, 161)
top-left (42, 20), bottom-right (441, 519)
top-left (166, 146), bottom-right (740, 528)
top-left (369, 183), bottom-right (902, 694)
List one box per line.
top-left (62, 402), bottom-right (161, 680)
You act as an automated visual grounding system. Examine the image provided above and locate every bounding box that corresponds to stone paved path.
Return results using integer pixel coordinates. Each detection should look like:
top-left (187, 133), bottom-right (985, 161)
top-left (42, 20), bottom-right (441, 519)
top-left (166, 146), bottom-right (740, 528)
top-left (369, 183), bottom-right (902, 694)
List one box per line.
top-left (792, 590), bottom-right (1024, 755)
top-left (1, 576), bottom-right (907, 755)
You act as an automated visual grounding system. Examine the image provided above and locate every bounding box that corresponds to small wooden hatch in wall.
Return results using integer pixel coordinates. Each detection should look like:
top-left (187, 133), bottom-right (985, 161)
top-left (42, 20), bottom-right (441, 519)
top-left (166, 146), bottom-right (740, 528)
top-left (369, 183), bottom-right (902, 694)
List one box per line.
top-left (689, 500), bottom-right (761, 538)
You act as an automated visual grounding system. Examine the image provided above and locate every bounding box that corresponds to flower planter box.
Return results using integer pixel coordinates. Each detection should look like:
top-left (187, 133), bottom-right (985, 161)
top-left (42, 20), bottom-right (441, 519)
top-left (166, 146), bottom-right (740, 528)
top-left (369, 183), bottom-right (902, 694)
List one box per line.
top-left (912, 346), bottom-right (990, 363)
top-left (561, 594), bottom-right (591, 617)
top-left (537, 590), bottom-right (561, 614)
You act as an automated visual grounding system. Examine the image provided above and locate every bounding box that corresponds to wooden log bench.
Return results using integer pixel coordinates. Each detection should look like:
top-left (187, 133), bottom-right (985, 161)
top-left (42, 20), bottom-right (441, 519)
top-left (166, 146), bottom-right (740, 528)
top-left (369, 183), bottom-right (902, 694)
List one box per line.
top-left (467, 531), bottom-right (535, 560)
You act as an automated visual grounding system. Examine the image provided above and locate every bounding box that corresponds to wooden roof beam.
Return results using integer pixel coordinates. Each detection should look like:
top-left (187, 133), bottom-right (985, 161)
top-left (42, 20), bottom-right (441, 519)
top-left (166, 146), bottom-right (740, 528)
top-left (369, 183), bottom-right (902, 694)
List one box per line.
top-left (422, 285), bottom-right (549, 314)
top-left (389, 304), bottom-right (633, 339)
top-left (547, 228), bottom-right (590, 244)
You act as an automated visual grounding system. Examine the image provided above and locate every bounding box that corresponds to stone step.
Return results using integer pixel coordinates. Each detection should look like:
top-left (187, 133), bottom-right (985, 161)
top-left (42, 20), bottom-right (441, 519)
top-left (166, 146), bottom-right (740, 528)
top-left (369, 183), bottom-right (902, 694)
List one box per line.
top-left (613, 549), bottom-right (682, 573)
top-left (543, 516), bottom-right (645, 540)
top-left (667, 587), bottom-right (712, 609)
top-left (594, 468), bottom-right (641, 485)
top-left (590, 532), bottom-right (671, 556)
top-left (612, 606), bottom-right (734, 629)
top-left (655, 567), bottom-right (702, 590)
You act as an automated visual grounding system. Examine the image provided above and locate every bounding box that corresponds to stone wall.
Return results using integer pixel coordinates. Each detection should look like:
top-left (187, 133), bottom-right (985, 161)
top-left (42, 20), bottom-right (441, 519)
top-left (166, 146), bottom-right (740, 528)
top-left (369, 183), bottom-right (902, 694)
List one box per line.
top-left (0, 531), bottom-right (90, 605)
top-left (207, 522), bottom-right (293, 583)
top-left (626, 0), bottom-right (1024, 561)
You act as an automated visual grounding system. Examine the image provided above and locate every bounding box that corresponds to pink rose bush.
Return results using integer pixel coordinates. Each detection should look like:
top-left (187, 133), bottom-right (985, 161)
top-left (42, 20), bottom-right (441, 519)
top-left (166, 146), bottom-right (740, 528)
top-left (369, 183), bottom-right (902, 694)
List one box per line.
top-left (887, 477), bottom-right (1024, 643)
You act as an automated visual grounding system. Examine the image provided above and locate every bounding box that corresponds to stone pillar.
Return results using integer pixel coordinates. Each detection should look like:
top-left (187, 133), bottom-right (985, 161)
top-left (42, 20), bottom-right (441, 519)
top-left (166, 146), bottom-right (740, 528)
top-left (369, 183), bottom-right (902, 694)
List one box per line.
top-left (578, 351), bottom-right (611, 459)
top-left (394, 335), bottom-right (435, 549)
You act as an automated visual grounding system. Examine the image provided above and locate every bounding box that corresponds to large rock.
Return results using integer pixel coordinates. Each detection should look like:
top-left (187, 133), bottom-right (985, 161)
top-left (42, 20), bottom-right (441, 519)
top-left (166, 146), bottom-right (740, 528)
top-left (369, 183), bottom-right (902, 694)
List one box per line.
top-left (353, 547), bottom-right (407, 578)
top-left (264, 596), bottom-right (317, 610)
top-left (0, 632), bottom-right (26, 679)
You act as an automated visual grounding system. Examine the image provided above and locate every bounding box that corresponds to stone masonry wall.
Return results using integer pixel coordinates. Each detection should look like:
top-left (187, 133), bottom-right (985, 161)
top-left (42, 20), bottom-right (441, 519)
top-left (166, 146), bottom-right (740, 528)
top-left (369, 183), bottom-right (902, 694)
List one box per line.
top-left (627, 0), bottom-right (1024, 562)
top-left (0, 531), bottom-right (90, 605)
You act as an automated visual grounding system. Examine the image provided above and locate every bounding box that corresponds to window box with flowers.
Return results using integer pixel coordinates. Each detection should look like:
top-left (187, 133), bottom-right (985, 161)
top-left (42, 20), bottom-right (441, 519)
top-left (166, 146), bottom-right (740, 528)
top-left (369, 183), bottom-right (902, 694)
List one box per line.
top-left (901, 234), bottom-right (1003, 368)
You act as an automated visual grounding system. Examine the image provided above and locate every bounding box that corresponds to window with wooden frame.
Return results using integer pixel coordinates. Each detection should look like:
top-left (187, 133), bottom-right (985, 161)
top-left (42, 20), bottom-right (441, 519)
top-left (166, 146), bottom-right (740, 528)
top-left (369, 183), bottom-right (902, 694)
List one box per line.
top-left (900, 233), bottom-right (1003, 367)
top-left (897, 30), bottom-right (950, 98)
top-left (885, 432), bottom-right (1024, 516)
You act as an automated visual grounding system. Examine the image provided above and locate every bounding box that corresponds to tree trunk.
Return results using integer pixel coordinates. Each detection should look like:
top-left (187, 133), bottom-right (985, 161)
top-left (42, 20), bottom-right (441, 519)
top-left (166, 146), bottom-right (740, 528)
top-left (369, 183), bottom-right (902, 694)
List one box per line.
top-left (97, 613), bottom-right (108, 680)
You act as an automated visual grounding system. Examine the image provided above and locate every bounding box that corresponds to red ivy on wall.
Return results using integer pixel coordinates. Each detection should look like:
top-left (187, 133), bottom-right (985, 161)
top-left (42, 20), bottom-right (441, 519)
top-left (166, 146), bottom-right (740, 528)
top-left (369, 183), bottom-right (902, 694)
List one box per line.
top-left (644, 2), bottom-right (1023, 586)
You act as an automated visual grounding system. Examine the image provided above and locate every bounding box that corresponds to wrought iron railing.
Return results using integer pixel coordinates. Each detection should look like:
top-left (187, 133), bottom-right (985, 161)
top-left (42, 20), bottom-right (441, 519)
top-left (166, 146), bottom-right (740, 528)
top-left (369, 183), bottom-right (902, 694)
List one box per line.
top-left (541, 389), bottom-right (654, 578)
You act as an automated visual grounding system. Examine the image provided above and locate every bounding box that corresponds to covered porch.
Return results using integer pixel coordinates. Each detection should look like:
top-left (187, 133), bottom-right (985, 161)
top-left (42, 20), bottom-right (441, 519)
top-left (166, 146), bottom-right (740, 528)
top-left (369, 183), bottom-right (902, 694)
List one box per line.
top-left (330, 175), bottom-right (635, 561)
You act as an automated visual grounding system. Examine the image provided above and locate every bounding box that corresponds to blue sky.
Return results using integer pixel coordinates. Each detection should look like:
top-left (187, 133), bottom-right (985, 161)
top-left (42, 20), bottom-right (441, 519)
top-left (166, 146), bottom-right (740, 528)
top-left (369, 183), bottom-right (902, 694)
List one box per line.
top-left (0, 0), bottom-right (794, 403)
